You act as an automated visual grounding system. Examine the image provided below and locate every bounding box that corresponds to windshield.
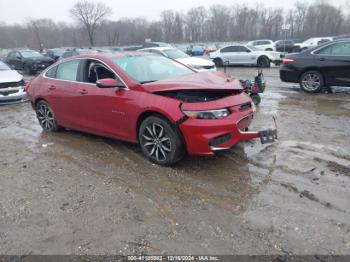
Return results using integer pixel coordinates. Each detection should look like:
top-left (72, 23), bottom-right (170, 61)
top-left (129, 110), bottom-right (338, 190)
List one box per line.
top-left (247, 45), bottom-right (259, 51)
top-left (21, 50), bottom-right (43, 58)
top-left (0, 61), bottom-right (11, 70)
top-left (113, 55), bottom-right (194, 84)
top-left (163, 49), bottom-right (189, 59)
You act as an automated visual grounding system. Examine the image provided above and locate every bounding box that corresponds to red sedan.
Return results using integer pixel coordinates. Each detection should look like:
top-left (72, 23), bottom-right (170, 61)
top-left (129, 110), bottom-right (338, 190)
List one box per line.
top-left (27, 53), bottom-right (277, 165)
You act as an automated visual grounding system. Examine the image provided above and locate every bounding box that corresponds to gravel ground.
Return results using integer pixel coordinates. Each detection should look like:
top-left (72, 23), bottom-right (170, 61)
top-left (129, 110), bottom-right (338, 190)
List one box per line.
top-left (0, 66), bottom-right (349, 255)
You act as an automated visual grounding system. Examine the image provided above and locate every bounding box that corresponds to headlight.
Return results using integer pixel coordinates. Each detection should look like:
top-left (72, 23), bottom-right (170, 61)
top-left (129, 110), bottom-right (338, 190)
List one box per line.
top-left (182, 109), bottom-right (230, 119)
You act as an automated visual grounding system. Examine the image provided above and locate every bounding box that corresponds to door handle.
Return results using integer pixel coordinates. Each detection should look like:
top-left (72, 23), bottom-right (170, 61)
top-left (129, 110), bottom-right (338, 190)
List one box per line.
top-left (79, 89), bottom-right (88, 95)
top-left (48, 85), bottom-right (56, 90)
top-left (318, 57), bottom-right (326, 61)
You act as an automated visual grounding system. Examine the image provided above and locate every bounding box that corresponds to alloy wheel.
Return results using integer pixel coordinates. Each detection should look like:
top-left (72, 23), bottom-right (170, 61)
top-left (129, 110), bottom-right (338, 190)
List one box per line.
top-left (301, 73), bottom-right (321, 92)
top-left (141, 123), bottom-right (172, 162)
top-left (37, 103), bottom-right (55, 130)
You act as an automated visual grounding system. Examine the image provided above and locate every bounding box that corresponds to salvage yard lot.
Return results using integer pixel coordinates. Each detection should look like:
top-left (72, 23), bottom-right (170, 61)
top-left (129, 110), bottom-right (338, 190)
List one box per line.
top-left (1, 67), bottom-right (350, 254)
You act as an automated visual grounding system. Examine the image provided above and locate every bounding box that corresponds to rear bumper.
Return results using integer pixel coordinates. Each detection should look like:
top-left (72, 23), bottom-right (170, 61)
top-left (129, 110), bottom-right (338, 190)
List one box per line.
top-left (179, 111), bottom-right (277, 156)
top-left (279, 67), bottom-right (300, 83)
top-left (0, 90), bottom-right (29, 105)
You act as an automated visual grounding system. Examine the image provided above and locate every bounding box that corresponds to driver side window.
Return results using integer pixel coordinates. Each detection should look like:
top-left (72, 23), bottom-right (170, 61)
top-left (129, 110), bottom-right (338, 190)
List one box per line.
top-left (81, 59), bottom-right (123, 87)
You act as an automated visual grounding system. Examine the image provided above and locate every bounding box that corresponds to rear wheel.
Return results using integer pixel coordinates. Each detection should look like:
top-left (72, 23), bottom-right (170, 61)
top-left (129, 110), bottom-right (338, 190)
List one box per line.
top-left (250, 94), bottom-right (261, 106)
top-left (213, 58), bottom-right (224, 67)
top-left (257, 56), bottom-right (270, 68)
top-left (139, 116), bottom-right (184, 166)
top-left (299, 70), bottom-right (324, 93)
top-left (35, 100), bottom-right (61, 132)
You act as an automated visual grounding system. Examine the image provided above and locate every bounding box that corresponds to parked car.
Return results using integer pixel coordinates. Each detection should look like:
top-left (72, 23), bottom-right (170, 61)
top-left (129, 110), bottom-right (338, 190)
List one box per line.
top-left (60, 48), bottom-right (99, 59)
top-left (141, 42), bottom-right (172, 48)
top-left (292, 37), bottom-right (333, 52)
top-left (209, 44), bottom-right (283, 68)
top-left (275, 40), bottom-right (295, 53)
top-left (0, 60), bottom-right (27, 104)
top-left (44, 48), bottom-right (66, 61)
top-left (247, 40), bottom-right (275, 51)
top-left (26, 53), bottom-right (277, 165)
top-left (138, 47), bottom-right (216, 71)
top-left (5, 50), bottom-right (54, 75)
top-left (191, 46), bottom-right (205, 56)
top-left (280, 39), bottom-right (350, 93)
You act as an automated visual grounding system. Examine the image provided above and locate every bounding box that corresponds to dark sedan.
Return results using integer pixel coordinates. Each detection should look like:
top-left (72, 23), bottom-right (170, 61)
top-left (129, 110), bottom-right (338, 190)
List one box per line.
top-left (280, 39), bottom-right (350, 93)
top-left (5, 50), bottom-right (54, 75)
top-left (275, 40), bottom-right (295, 53)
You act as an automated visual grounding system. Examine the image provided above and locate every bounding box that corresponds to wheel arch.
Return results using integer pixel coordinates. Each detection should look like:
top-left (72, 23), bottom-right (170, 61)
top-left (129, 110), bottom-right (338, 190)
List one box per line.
top-left (299, 67), bottom-right (326, 84)
top-left (136, 109), bottom-right (187, 151)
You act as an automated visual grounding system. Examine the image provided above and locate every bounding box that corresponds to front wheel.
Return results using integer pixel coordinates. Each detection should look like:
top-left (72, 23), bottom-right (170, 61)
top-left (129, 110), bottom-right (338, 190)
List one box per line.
top-left (35, 100), bottom-right (61, 132)
top-left (299, 70), bottom-right (324, 93)
top-left (139, 116), bottom-right (185, 166)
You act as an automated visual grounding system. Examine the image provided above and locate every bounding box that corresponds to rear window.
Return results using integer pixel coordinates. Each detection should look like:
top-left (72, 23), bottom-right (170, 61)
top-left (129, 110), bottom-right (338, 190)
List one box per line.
top-left (56, 60), bottom-right (80, 81)
top-left (45, 66), bottom-right (57, 78)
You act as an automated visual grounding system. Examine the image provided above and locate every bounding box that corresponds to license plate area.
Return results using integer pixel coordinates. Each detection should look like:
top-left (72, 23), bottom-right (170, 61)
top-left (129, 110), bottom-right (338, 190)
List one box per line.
top-left (259, 129), bottom-right (276, 144)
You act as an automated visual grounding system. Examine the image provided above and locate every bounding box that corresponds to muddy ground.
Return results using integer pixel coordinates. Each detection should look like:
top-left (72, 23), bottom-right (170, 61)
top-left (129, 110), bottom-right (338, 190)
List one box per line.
top-left (0, 67), bottom-right (349, 255)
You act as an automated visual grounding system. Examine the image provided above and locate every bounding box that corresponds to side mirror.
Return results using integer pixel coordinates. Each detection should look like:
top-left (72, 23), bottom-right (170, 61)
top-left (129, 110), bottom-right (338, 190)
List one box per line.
top-left (246, 50), bottom-right (251, 53)
top-left (96, 78), bottom-right (124, 88)
top-left (16, 56), bottom-right (22, 59)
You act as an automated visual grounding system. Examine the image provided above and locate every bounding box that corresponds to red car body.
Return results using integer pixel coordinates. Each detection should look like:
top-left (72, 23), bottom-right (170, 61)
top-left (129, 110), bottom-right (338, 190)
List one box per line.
top-left (27, 53), bottom-right (276, 164)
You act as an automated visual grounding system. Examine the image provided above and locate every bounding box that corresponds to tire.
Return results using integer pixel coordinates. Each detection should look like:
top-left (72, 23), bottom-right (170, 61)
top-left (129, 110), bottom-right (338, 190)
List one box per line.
top-left (257, 56), bottom-right (270, 68)
top-left (299, 70), bottom-right (324, 93)
top-left (213, 58), bottom-right (224, 67)
top-left (24, 64), bottom-right (34, 75)
top-left (138, 115), bottom-right (185, 166)
top-left (35, 100), bottom-right (61, 132)
top-left (250, 94), bottom-right (261, 106)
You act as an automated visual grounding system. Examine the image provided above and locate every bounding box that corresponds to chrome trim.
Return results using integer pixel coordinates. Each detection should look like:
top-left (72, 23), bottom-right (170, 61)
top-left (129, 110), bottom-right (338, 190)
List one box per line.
top-left (42, 57), bottom-right (130, 90)
top-left (210, 146), bottom-right (230, 151)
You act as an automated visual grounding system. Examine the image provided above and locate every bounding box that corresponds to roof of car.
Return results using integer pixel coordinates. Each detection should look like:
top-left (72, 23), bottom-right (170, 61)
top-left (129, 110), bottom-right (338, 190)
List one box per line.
top-left (64, 52), bottom-right (152, 60)
top-left (139, 47), bottom-right (175, 51)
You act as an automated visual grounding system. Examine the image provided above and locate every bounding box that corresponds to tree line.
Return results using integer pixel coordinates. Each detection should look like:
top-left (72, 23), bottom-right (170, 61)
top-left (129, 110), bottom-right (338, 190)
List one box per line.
top-left (0, 0), bottom-right (349, 50)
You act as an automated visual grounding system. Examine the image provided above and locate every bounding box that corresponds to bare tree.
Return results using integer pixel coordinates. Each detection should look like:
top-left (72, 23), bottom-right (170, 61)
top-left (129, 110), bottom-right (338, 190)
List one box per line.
top-left (186, 7), bottom-right (207, 42)
top-left (70, 0), bottom-right (112, 46)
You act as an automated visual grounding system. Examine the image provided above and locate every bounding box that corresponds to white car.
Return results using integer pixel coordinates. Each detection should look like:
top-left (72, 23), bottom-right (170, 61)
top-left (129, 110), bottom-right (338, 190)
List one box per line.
top-left (0, 61), bottom-right (27, 104)
top-left (209, 44), bottom-right (283, 68)
top-left (138, 47), bottom-right (216, 72)
top-left (293, 37), bottom-right (333, 51)
top-left (247, 40), bottom-right (276, 51)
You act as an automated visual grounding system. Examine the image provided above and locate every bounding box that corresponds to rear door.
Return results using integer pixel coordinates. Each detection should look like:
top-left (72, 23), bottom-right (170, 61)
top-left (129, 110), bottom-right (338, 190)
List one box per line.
top-left (315, 42), bottom-right (350, 86)
top-left (44, 59), bottom-right (82, 127)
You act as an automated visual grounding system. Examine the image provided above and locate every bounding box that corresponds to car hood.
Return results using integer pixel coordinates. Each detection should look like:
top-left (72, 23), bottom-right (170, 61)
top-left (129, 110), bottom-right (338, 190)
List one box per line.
top-left (0, 70), bottom-right (23, 83)
top-left (142, 71), bottom-right (242, 93)
top-left (25, 56), bottom-right (53, 62)
top-left (176, 57), bottom-right (214, 67)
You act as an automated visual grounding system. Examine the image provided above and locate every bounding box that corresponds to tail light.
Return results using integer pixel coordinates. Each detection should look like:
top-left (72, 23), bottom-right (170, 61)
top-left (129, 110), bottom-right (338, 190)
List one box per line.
top-left (24, 81), bottom-right (31, 92)
top-left (282, 59), bottom-right (294, 65)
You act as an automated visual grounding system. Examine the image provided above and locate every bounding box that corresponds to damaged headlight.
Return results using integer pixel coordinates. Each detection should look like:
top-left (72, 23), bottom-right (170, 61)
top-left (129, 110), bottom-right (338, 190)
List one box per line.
top-left (182, 109), bottom-right (230, 119)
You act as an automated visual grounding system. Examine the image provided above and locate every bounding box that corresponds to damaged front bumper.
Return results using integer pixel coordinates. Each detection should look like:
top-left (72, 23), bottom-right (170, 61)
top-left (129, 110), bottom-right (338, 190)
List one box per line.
top-left (179, 112), bottom-right (278, 156)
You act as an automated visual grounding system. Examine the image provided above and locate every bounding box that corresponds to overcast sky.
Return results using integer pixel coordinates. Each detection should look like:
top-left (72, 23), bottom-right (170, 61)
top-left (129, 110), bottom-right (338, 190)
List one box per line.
top-left (0, 0), bottom-right (348, 24)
